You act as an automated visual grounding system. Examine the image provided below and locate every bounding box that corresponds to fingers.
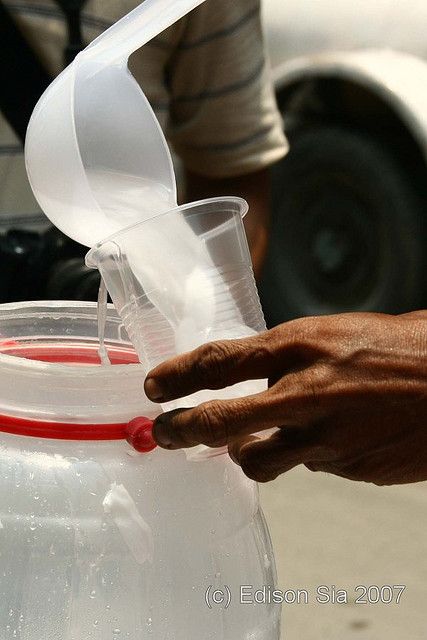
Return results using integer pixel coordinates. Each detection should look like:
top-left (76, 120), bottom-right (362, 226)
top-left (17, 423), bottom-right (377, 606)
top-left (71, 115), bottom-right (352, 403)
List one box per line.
top-left (152, 390), bottom-right (284, 450)
top-left (229, 427), bottom-right (322, 482)
top-left (144, 331), bottom-right (278, 403)
top-left (151, 365), bottom-right (328, 450)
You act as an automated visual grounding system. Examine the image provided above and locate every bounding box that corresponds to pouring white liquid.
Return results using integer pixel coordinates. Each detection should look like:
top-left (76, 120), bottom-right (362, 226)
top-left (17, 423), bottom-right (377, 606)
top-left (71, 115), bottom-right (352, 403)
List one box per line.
top-left (97, 278), bottom-right (111, 366)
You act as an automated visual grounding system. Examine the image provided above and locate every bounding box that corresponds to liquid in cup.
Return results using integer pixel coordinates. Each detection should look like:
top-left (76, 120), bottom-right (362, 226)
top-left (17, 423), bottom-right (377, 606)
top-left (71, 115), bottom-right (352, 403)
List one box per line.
top-left (86, 197), bottom-right (267, 375)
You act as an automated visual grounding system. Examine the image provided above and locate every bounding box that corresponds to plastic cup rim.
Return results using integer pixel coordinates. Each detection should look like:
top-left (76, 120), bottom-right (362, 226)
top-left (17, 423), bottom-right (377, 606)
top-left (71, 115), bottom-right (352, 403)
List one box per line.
top-left (85, 196), bottom-right (248, 268)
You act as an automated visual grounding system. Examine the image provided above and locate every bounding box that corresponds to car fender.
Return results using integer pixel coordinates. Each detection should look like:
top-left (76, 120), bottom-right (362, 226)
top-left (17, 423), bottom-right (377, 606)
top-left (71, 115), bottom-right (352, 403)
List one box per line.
top-left (272, 49), bottom-right (427, 163)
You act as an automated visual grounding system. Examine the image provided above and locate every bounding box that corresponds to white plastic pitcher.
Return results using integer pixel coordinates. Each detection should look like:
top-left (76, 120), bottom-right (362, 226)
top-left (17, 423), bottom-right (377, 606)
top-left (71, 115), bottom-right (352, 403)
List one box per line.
top-left (24, 0), bottom-right (248, 367)
top-left (0, 302), bottom-right (281, 639)
top-left (25, 0), bottom-right (207, 247)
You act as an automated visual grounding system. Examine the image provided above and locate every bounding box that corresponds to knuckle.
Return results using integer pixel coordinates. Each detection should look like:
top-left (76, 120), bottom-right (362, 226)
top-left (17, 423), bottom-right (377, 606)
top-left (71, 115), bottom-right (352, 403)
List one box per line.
top-left (301, 364), bottom-right (334, 416)
top-left (282, 316), bottom-right (330, 361)
top-left (191, 341), bottom-right (234, 388)
top-left (248, 339), bottom-right (276, 368)
top-left (305, 370), bottom-right (324, 414)
top-left (194, 402), bottom-right (229, 447)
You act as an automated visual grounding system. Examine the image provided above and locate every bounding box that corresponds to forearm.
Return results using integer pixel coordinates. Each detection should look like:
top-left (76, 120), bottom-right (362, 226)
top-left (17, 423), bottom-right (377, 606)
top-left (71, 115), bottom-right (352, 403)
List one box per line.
top-left (184, 168), bottom-right (272, 280)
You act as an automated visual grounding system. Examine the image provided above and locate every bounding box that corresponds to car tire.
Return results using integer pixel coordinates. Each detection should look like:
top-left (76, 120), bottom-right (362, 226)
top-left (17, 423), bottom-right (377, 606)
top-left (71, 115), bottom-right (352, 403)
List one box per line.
top-left (260, 124), bottom-right (426, 325)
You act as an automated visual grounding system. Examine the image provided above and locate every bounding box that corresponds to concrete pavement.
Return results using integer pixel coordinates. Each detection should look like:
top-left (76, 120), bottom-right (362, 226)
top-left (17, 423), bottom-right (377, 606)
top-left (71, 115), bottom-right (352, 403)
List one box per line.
top-left (260, 467), bottom-right (427, 639)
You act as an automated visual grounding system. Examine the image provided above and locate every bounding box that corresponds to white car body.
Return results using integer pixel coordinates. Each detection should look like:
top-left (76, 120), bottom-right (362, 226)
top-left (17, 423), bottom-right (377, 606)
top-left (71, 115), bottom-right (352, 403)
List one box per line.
top-left (258, 0), bottom-right (427, 321)
top-left (264, 0), bottom-right (427, 67)
top-left (262, 0), bottom-right (427, 162)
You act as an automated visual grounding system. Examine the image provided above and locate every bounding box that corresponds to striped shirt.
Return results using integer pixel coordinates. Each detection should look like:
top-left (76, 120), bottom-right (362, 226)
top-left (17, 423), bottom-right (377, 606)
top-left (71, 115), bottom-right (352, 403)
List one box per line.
top-left (1, 0), bottom-right (288, 228)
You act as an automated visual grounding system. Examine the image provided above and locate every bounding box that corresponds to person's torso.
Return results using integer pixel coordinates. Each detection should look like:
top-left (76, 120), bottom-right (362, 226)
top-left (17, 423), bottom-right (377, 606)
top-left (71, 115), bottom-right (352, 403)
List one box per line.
top-left (1, 0), bottom-right (181, 226)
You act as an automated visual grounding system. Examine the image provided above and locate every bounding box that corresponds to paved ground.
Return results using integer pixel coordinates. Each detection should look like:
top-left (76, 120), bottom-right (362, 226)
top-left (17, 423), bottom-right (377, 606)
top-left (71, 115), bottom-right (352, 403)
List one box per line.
top-left (260, 467), bottom-right (427, 639)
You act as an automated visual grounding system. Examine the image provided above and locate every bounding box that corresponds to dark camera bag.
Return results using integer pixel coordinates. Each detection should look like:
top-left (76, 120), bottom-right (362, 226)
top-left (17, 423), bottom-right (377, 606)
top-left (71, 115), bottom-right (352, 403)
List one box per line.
top-left (0, 1), bottom-right (99, 302)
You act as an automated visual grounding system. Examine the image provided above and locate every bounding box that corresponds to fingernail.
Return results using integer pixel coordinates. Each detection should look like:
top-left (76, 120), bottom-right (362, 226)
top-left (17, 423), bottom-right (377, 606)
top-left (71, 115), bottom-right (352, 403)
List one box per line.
top-left (152, 416), bottom-right (172, 448)
top-left (145, 377), bottom-right (164, 401)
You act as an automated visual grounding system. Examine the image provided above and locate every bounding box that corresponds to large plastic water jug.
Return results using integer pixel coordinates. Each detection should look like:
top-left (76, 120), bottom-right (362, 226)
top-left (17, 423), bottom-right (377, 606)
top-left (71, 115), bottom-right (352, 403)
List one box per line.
top-left (0, 301), bottom-right (280, 639)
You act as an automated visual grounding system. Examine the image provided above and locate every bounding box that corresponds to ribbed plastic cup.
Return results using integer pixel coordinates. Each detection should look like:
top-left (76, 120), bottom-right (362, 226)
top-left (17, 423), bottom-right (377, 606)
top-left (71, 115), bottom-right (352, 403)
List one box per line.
top-left (86, 197), bottom-right (269, 459)
top-left (86, 197), bottom-right (266, 372)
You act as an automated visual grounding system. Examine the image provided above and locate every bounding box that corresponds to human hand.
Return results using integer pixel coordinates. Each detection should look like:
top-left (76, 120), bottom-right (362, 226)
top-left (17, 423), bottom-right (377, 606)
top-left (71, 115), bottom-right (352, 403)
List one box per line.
top-left (144, 312), bottom-right (427, 485)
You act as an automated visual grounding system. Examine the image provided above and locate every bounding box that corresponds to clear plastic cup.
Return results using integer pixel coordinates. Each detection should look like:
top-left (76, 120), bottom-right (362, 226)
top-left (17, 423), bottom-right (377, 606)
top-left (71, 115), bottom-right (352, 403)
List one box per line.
top-left (86, 197), bottom-right (267, 372)
top-left (86, 197), bottom-right (269, 459)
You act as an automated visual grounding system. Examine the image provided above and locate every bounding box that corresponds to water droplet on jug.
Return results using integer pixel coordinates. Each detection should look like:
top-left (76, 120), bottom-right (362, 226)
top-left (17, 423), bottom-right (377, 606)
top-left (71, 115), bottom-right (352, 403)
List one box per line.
top-left (93, 620), bottom-right (99, 627)
top-left (146, 617), bottom-right (152, 626)
top-left (113, 629), bottom-right (121, 635)
top-left (90, 590), bottom-right (96, 599)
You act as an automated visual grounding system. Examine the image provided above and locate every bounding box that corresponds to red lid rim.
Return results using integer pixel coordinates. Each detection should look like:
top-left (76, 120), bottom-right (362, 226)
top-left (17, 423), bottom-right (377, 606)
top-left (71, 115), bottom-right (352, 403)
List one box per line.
top-left (0, 413), bottom-right (128, 441)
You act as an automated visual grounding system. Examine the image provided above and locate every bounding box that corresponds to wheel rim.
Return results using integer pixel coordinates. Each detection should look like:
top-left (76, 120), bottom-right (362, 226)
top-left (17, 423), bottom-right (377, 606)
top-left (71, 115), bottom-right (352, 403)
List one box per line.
top-left (278, 173), bottom-right (385, 311)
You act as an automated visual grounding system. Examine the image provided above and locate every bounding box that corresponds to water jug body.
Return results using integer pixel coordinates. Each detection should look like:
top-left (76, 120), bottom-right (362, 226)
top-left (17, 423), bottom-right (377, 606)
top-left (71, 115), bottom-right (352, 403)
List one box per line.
top-left (0, 302), bottom-right (281, 639)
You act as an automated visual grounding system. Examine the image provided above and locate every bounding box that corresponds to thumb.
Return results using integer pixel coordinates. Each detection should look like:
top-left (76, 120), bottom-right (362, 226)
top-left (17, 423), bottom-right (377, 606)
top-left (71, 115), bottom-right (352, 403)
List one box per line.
top-left (229, 427), bottom-right (322, 483)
